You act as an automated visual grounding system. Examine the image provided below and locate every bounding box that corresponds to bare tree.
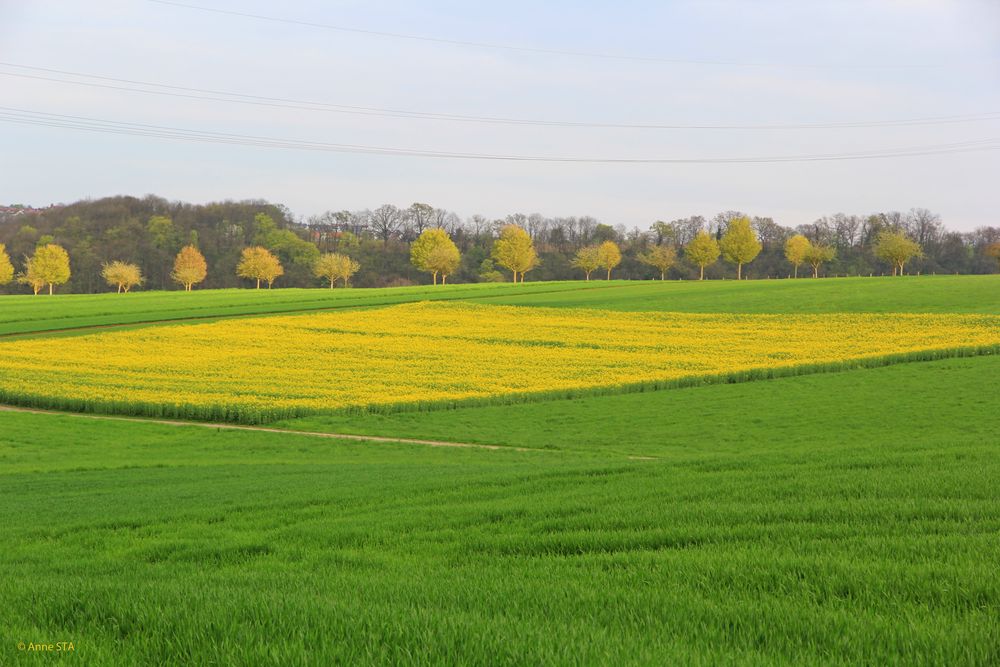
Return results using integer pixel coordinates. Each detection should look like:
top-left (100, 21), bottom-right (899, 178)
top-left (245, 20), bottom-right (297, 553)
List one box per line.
top-left (711, 210), bottom-right (747, 237)
top-left (527, 213), bottom-right (548, 240)
top-left (879, 211), bottom-right (907, 231)
top-left (832, 213), bottom-right (862, 249)
top-left (466, 214), bottom-right (492, 242)
top-left (752, 216), bottom-right (788, 248)
top-left (797, 218), bottom-right (836, 246)
top-left (369, 204), bottom-right (404, 246)
top-left (906, 208), bottom-right (943, 249)
top-left (505, 212), bottom-right (529, 230)
top-left (407, 202), bottom-right (435, 238)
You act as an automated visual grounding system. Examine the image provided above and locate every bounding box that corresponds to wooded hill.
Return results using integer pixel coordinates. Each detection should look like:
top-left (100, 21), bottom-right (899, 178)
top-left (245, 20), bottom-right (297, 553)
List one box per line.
top-left (1, 195), bottom-right (997, 293)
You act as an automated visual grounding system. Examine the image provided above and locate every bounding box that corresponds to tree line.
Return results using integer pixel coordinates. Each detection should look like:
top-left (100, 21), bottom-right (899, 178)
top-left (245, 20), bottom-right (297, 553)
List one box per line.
top-left (1, 195), bottom-right (998, 293)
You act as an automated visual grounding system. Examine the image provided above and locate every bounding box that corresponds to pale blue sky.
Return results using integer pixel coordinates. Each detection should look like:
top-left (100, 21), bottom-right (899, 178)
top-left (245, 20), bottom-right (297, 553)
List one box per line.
top-left (1, 0), bottom-right (998, 229)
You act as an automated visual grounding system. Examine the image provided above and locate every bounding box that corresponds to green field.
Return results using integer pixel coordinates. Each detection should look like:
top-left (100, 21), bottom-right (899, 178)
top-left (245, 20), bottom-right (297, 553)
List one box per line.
top-left (2, 277), bottom-right (999, 665)
top-left (276, 354), bottom-right (1000, 455)
top-left (465, 274), bottom-right (1000, 314)
top-left (2, 275), bottom-right (998, 338)
top-left (0, 281), bottom-right (606, 336)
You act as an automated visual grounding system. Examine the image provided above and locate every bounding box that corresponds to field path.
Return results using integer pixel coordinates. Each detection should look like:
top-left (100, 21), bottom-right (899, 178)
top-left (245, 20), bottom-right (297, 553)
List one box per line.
top-left (0, 404), bottom-right (546, 452)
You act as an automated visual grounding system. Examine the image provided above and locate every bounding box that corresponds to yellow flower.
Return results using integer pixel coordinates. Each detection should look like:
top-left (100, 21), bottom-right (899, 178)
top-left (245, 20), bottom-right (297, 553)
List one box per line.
top-left (0, 302), bottom-right (997, 422)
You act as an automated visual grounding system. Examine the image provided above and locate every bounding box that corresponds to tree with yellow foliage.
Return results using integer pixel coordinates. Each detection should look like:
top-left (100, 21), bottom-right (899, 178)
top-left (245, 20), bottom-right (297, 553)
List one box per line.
top-left (784, 234), bottom-right (810, 278)
top-left (596, 241), bottom-right (622, 280)
top-left (987, 242), bottom-right (1000, 273)
top-left (571, 246), bottom-right (600, 281)
top-left (720, 216), bottom-right (761, 280)
top-left (171, 245), bottom-right (208, 291)
top-left (101, 261), bottom-right (144, 293)
top-left (314, 252), bottom-right (360, 288)
top-left (426, 244), bottom-right (460, 284)
top-left (334, 255), bottom-right (360, 287)
top-left (639, 245), bottom-right (677, 280)
top-left (19, 244), bottom-right (71, 295)
top-left (492, 224), bottom-right (538, 283)
top-left (873, 231), bottom-right (922, 276)
top-left (0, 244), bottom-right (13, 287)
top-left (411, 228), bottom-right (460, 285)
top-left (237, 246), bottom-right (283, 288)
top-left (804, 243), bottom-right (836, 278)
top-left (685, 230), bottom-right (720, 280)
top-left (18, 271), bottom-right (45, 295)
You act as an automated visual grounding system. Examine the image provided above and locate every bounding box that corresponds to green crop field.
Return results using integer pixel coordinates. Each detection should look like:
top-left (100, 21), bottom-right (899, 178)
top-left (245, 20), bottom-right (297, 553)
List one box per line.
top-left (466, 274), bottom-right (1000, 314)
top-left (0, 281), bottom-right (607, 337)
top-left (2, 275), bottom-right (998, 338)
top-left (2, 277), bottom-right (999, 665)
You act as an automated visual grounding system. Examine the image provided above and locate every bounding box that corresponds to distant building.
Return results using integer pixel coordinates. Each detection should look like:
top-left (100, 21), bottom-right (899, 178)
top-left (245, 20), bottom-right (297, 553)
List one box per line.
top-left (0, 203), bottom-right (62, 225)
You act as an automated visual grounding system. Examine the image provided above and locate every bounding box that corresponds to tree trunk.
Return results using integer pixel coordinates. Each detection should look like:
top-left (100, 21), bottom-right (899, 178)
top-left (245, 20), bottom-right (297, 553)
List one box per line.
top-left (699, 265), bottom-right (704, 280)
top-left (737, 263), bottom-right (742, 280)
top-left (813, 265), bottom-right (819, 278)
top-left (432, 272), bottom-right (437, 285)
top-left (512, 270), bottom-right (517, 283)
top-left (49, 283), bottom-right (53, 295)
top-left (330, 278), bottom-right (335, 288)
top-left (606, 268), bottom-right (611, 280)
top-left (442, 274), bottom-right (447, 284)
top-left (256, 278), bottom-right (261, 289)
top-left (585, 272), bottom-right (590, 281)
top-left (794, 265), bottom-right (798, 279)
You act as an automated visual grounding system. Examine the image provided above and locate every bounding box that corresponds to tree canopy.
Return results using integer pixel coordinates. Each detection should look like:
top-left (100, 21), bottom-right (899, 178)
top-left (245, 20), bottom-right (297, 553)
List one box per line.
top-left (101, 260), bottom-right (143, 293)
top-left (492, 225), bottom-right (538, 283)
top-left (237, 246), bottom-right (284, 288)
top-left (784, 234), bottom-right (810, 278)
top-left (719, 217), bottom-right (762, 280)
top-left (171, 245), bottom-right (208, 291)
top-left (639, 245), bottom-right (677, 280)
top-left (314, 252), bottom-right (360, 288)
top-left (873, 231), bottom-right (923, 276)
top-left (20, 243), bottom-right (71, 295)
top-left (685, 231), bottom-right (721, 280)
top-left (803, 243), bottom-right (836, 278)
top-left (596, 241), bottom-right (622, 280)
top-left (986, 242), bottom-right (1000, 272)
top-left (0, 244), bottom-right (13, 286)
top-left (411, 228), bottom-right (460, 285)
top-left (571, 246), bottom-right (601, 281)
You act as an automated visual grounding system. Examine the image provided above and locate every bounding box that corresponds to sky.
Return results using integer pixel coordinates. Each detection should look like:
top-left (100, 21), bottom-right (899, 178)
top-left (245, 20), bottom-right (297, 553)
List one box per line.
top-left (1, 0), bottom-right (998, 230)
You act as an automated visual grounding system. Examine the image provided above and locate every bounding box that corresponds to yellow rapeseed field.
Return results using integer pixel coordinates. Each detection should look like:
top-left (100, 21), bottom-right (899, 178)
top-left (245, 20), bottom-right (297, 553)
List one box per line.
top-left (0, 302), bottom-right (998, 421)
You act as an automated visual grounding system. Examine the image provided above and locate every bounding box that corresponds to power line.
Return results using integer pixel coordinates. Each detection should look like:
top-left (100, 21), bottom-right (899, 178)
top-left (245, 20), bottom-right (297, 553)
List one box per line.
top-left (144, 0), bottom-right (953, 70)
top-left (2, 106), bottom-right (998, 163)
top-left (4, 63), bottom-right (999, 131)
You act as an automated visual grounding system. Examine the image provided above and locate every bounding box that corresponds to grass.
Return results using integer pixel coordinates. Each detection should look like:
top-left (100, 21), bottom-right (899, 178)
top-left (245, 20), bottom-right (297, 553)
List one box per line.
top-left (0, 281), bottom-right (611, 336)
top-left (4, 277), bottom-right (1000, 664)
top-left (2, 355), bottom-right (1000, 665)
top-left (466, 274), bottom-right (1000, 314)
top-left (276, 354), bottom-right (1000, 455)
top-left (1, 275), bottom-right (997, 337)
